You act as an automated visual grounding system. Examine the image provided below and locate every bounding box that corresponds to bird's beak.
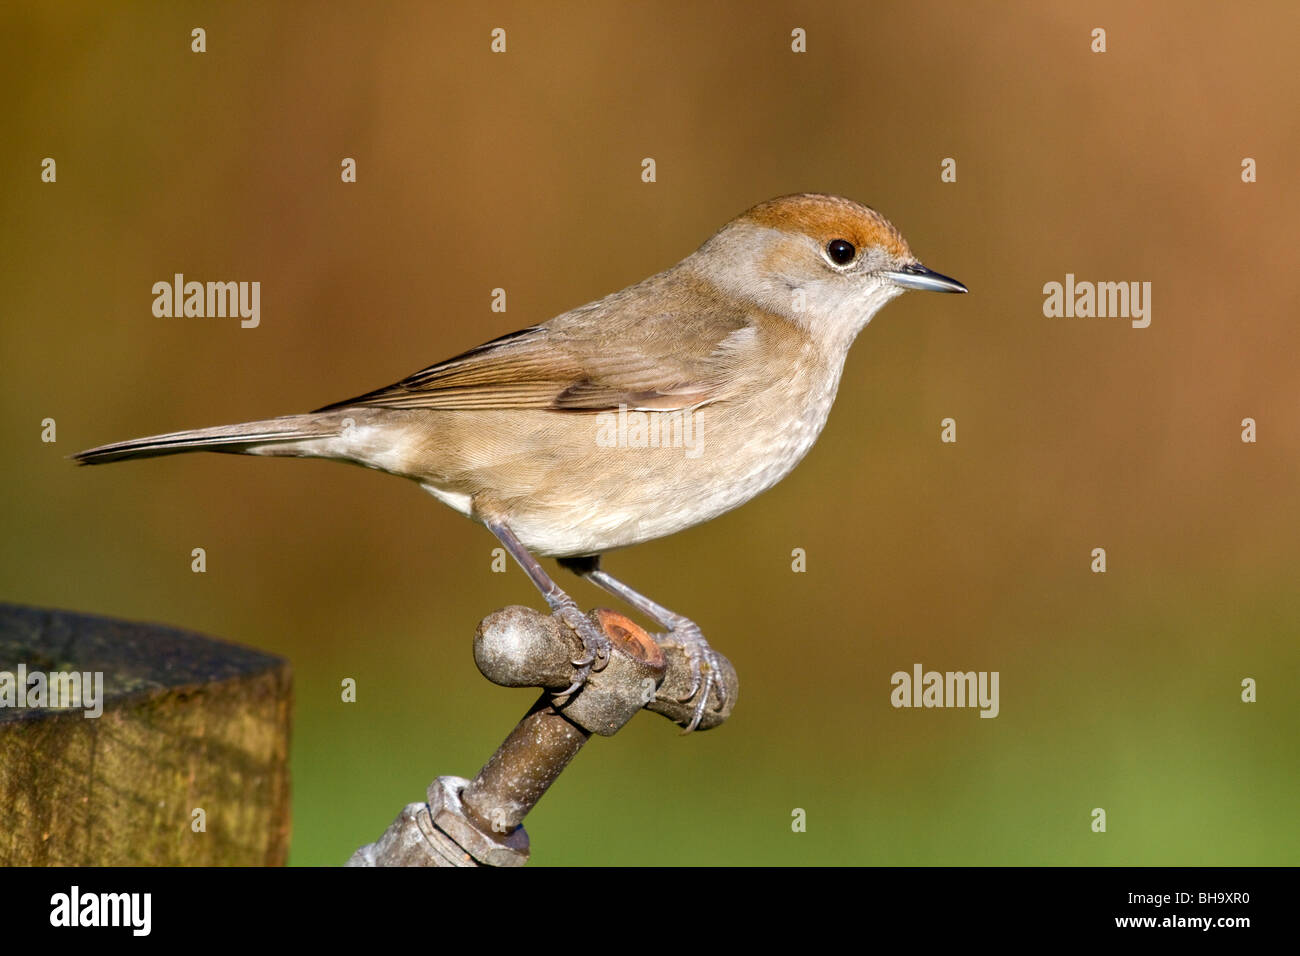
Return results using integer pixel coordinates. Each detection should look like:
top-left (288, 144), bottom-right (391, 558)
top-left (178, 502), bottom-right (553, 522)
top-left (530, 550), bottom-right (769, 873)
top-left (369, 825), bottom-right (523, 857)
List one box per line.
top-left (883, 262), bottom-right (968, 294)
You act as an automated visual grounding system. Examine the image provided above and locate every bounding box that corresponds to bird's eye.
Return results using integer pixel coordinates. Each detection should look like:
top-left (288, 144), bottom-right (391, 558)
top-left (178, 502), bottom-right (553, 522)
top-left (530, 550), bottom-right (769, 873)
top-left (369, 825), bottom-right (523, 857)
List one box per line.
top-left (826, 239), bottom-right (856, 265)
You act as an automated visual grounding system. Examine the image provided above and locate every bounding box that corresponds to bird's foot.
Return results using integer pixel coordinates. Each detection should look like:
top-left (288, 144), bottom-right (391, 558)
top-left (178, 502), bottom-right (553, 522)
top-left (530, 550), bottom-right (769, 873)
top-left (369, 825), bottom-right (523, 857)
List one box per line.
top-left (552, 600), bottom-right (612, 699)
top-left (659, 620), bottom-right (726, 734)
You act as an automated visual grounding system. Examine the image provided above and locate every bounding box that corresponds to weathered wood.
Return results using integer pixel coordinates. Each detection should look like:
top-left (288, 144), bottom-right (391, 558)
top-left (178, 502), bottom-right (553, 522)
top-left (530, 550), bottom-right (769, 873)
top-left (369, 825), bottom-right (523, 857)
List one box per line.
top-left (0, 602), bottom-right (291, 865)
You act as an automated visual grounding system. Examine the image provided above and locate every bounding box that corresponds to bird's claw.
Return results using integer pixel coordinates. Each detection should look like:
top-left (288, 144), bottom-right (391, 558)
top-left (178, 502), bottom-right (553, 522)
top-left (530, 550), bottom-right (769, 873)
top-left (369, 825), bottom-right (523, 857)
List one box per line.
top-left (659, 622), bottom-right (726, 733)
top-left (553, 602), bottom-right (611, 699)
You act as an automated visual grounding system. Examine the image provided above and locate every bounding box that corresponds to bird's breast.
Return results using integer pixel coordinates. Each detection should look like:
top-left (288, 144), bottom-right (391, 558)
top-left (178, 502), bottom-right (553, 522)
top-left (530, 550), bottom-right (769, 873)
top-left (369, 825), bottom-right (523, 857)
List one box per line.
top-left (468, 346), bottom-right (848, 556)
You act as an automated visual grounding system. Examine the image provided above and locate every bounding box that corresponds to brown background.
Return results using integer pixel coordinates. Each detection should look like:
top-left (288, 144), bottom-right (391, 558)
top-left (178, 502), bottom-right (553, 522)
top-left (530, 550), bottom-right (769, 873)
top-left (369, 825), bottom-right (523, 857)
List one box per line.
top-left (2, 1), bottom-right (1297, 864)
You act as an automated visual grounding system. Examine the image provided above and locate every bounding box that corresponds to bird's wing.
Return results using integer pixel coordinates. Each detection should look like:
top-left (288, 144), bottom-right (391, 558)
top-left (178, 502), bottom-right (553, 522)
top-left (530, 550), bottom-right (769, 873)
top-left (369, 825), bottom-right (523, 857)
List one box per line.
top-left (316, 307), bottom-right (757, 413)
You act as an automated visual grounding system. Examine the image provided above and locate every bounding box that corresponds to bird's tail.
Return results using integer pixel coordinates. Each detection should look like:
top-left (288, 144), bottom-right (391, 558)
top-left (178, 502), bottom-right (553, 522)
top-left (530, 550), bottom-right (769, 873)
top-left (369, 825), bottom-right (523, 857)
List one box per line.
top-left (73, 413), bottom-right (349, 465)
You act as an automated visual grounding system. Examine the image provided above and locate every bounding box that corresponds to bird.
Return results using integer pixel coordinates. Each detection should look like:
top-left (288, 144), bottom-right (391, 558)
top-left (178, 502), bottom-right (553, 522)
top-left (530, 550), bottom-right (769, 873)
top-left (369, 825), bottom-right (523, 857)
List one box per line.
top-left (76, 193), bottom-right (967, 731)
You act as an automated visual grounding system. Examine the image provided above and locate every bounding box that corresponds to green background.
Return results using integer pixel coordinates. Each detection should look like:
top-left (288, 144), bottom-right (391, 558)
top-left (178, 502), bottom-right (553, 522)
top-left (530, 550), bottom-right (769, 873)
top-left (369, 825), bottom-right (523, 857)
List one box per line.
top-left (2, 1), bottom-right (1297, 865)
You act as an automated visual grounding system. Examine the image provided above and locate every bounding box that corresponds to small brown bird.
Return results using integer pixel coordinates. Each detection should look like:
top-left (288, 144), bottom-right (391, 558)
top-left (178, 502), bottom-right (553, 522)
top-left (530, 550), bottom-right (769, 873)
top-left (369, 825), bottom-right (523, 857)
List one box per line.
top-left (77, 193), bottom-right (966, 730)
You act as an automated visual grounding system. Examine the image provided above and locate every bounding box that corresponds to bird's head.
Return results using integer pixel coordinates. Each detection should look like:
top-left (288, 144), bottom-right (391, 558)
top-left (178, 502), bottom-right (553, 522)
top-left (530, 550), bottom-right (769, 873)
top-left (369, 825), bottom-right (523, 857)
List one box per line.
top-left (690, 193), bottom-right (966, 349)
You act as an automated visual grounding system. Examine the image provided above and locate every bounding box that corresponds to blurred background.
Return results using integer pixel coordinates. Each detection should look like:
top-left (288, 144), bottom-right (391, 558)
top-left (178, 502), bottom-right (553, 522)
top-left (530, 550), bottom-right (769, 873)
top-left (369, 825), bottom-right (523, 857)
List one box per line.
top-left (2, 0), bottom-right (1297, 865)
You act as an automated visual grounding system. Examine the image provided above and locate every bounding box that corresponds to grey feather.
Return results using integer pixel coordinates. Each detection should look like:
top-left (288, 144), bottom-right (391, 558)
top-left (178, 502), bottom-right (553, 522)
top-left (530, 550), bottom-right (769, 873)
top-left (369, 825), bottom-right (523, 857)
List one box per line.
top-left (74, 414), bottom-right (344, 465)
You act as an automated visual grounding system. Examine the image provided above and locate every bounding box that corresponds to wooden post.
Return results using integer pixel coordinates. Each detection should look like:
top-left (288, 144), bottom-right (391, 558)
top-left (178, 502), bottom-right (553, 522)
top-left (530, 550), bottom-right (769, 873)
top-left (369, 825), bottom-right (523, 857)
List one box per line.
top-left (0, 602), bottom-right (292, 865)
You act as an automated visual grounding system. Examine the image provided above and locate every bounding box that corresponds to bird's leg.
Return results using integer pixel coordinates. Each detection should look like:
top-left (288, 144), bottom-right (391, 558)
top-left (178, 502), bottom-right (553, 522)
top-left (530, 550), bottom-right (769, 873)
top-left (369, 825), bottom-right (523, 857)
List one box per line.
top-left (558, 555), bottom-right (725, 733)
top-left (484, 520), bottom-right (610, 697)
